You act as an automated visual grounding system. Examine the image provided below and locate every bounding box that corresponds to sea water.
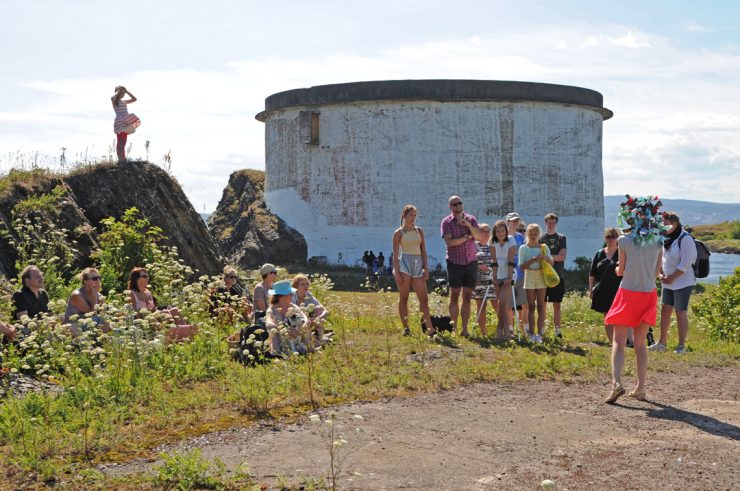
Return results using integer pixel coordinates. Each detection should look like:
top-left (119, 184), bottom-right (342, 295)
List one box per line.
top-left (703, 252), bottom-right (739, 284)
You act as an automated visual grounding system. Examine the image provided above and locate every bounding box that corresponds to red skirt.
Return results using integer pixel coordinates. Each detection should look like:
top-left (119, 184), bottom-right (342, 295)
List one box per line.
top-left (604, 288), bottom-right (657, 328)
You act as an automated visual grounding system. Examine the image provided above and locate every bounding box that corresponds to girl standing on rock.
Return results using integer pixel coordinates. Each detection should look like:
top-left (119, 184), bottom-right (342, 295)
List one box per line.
top-left (392, 205), bottom-right (435, 337)
top-left (111, 85), bottom-right (140, 162)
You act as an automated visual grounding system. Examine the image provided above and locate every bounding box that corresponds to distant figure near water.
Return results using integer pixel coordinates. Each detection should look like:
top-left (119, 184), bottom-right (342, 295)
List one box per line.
top-left (111, 85), bottom-right (140, 162)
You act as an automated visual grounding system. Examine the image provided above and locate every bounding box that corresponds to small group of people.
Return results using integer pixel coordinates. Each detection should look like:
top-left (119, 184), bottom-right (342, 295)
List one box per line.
top-left (1, 262), bottom-right (332, 360)
top-left (247, 263), bottom-right (330, 356)
top-left (391, 197), bottom-right (567, 343)
top-left (586, 205), bottom-right (698, 403)
top-left (0, 265), bottom-right (198, 344)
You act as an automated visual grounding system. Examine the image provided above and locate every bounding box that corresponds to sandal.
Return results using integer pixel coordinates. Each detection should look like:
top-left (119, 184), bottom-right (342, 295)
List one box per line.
top-left (402, 327), bottom-right (411, 337)
top-left (628, 389), bottom-right (647, 401)
top-left (605, 384), bottom-right (625, 404)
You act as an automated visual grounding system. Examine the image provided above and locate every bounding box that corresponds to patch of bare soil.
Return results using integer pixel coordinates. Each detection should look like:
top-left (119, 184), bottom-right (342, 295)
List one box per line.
top-left (103, 366), bottom-right (740, 490)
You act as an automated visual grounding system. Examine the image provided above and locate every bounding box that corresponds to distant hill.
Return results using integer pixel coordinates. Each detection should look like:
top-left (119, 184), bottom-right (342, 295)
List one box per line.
top-left (604, 196), bottom-right (740, 227)
top-left (200, 212), bottom-right (211, 224)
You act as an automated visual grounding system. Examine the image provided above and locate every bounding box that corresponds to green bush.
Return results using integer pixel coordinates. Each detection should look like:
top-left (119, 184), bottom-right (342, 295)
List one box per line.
top-left (94, 207), bottom-right (165, 293)
top-left (731, 220), bottom-right (740, 240)
top-left (692, 267), bottom-right (740, 342)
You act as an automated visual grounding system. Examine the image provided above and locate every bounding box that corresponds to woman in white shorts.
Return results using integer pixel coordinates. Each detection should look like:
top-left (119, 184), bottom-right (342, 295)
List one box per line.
top-left (392, 205), bottom-right (435, 337)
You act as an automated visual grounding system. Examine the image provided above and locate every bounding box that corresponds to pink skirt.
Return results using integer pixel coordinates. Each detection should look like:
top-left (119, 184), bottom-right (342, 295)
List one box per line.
top-left (604, 288), bottom-right (657, 328)
top-left (114, 114), bottom-right (141, 135)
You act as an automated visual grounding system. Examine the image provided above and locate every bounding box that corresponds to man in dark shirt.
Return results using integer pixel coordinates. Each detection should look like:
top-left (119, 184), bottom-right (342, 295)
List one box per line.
top-left (540, 213), bottom-right (567, 338)
top-left (12, 265), bottom-right (50, 320)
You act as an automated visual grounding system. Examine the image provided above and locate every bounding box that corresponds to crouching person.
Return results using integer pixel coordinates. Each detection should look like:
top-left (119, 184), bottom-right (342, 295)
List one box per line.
top-left (266, 280), bottom-right (311, 356)
top-left (63, 268), bottom-right (111, 337)
top-left (128, 267), bottom-right (197, 342)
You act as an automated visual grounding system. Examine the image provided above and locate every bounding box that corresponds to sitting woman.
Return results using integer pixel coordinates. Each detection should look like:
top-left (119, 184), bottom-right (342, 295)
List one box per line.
top-left (128, 267), bottom-right (197, 341)
top-left (210, 266), bottom-right (253, 323)
top-left (291, 274), bottom-right (330, 346)
top-left (63, 268), bottom-right (111, 337)
top-left (0, 322), bottom-right (16, 343)
top-left (265, 280), bottom-right (311, 356)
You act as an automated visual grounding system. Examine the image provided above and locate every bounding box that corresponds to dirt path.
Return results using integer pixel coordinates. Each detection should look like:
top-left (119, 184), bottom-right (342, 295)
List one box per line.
top-left (103, 366), bottom-right (740, 490)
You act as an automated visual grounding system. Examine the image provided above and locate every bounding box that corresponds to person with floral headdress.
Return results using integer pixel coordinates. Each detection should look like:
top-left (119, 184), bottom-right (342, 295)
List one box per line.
top-left (604, 195), bottom-right (665, 404)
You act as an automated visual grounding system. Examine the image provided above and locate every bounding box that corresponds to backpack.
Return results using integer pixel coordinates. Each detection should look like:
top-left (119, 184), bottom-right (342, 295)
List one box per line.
top-left (232, 320), bottom-right (274, 366)
top-left (678, 233), bottom-right (711, 279)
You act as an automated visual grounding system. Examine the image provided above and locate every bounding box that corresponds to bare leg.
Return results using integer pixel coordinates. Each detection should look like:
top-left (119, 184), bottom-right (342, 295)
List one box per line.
top-left (553, 302), bottom-right (561, 333)
top-left (659, 303), bottom-right (673, 345)
top-left (475, 298), bottom-right (488, 336)
top-left (535, 289), bottom-right (547, 335)
top-left (604, 320), bottom-right (614, 344)
top-left (449, 287), bottom-right (461, 334)
top-left (396, 273), bottom-right (412, 331)
top-left (675, 310), bottom-right (689, 346)
top-left (411, 276), bottom-right (435, 335)
top-left (526, 289), bottom-right (537, 337)
top-left (611, 326), bottom-right (628, 388)
top-left (632, 322), bottom-right (650, 394)
top-left (496, 285), bottom-right (512, 339)
top-left (460, 287), bottom-right (473, 336)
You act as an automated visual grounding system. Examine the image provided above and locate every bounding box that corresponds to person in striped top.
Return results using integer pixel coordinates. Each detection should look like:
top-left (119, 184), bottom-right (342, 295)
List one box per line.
top-left (111, 85), bottom-right (140, 163)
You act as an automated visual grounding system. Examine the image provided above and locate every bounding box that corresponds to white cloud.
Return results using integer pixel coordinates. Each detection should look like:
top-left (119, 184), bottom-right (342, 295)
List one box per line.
top-left (1, 23), bottom-right (738, 209)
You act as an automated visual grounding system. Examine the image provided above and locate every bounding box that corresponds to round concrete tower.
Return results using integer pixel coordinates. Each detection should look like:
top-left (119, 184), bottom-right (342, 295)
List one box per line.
top-left (256, 80), bottom-right (612, 267)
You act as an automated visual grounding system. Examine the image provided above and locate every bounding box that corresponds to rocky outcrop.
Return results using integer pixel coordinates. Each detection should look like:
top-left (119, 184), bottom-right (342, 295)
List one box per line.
top-left (65, 161), bottom-right (223, 275)
top-left (0, 161), bottom-right (223, 278)
top-left (208, 169), bottom-right (307, 269)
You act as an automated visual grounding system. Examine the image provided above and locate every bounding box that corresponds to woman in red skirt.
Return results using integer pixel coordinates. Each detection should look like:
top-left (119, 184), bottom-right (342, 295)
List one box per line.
top-left (604, 196), bottom-right (665, 403)
top-left (111, 85), bottom-right (141, 162)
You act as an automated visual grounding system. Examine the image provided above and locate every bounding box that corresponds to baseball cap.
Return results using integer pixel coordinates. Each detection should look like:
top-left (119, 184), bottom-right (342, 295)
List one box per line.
top-left (505, 212), bottom-right (521, 222)
top-left (259, 263), bottom-right (277, 275)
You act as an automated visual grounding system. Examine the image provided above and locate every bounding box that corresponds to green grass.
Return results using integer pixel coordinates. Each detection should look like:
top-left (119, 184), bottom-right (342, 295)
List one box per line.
top-left (690, 221), bottom-right (740, 253)
top-left (0, 290), bottom-right (737, 489)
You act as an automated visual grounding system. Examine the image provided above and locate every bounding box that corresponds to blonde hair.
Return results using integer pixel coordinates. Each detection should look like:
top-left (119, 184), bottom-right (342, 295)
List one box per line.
top-left (291, 274), bottom-right (310, 288)
top-left (401, 205), bottom-right (417, 225)
top-left (526, 223), bottom-right (542, 241)
top-left (223, 265), bottom-right (237, 276)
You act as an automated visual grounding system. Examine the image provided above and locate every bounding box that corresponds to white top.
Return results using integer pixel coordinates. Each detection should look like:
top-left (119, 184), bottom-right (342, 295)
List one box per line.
top-left (492, 236), bottom-right (517, 280)
top-left (662, 232), bottom-right (697, 290)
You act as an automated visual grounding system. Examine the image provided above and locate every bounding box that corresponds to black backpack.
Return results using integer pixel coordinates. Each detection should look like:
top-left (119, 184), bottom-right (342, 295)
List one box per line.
top-left (678, 233), bottom-right (711, 279)
top-left (233, 320), bottom-right (274, 366)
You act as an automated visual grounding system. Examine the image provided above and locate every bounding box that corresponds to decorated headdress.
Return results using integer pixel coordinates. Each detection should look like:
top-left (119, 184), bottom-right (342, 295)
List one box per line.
top-left (617, 195), bottom-right (667, 247)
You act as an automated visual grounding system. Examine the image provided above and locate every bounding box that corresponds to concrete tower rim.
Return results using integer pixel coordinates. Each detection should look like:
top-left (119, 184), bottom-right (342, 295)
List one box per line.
top-left (255, 79), bottom-right (613, 122)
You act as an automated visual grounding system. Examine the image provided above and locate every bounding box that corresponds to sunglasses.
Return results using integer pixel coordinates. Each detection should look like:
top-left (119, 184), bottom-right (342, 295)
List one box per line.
top-left (225, 274), bottom-right (237, 279)
top-left (86, 276), bottom-right (102, 281)
top-left (605, 236), bottom-right (618, 240)
top-left (450, 201), bottom-right (463, 206)
top-left (139, 273), bottom-right (149, 278)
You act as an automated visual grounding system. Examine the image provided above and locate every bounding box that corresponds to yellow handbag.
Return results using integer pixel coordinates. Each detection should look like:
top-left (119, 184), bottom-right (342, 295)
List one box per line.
top-left (540, 245), bottom-right (561, 288)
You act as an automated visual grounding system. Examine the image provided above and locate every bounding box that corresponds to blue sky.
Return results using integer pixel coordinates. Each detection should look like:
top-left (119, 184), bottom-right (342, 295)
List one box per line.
top-left (1, 0), bottom-right (739, 211)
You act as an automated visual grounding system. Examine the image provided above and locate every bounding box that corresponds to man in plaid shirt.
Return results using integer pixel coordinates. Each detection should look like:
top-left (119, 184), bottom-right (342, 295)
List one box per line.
top-left (441, 196), bottom-right (487, 336)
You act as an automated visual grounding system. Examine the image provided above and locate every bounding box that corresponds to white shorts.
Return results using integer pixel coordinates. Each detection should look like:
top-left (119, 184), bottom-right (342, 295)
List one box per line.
top-left (398, 254), bottom-right (424, 278)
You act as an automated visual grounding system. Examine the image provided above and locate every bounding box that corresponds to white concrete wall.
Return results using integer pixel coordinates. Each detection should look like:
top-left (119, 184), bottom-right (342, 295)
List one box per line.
top-left (264, 100), bottom-right (605, 269)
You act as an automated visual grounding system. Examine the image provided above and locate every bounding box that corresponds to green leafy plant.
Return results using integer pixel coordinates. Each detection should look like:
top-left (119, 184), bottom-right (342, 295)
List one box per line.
top-left (152, 449), bottom-right (247, 490)
top-left (692, 267), bottom-right (739, 342)
top-left (94, 207), bottom-right (165, 293)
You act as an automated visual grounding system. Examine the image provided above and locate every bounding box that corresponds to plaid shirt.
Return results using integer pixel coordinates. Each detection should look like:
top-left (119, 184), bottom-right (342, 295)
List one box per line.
top-left (440, 213), bottom-right (479, 265)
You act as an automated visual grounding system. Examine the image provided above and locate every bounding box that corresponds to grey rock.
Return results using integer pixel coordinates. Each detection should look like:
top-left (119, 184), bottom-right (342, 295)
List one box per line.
top-left (208, 169), bottom-right (307, 269)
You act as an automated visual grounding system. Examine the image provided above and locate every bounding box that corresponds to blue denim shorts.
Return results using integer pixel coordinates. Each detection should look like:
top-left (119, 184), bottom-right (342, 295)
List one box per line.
top-left (661, 285), bottom-right (693, 311)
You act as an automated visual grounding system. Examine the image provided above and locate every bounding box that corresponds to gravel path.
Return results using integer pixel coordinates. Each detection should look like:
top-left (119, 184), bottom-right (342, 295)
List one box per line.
top-left (103, 366), bottom-right (740, 490)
